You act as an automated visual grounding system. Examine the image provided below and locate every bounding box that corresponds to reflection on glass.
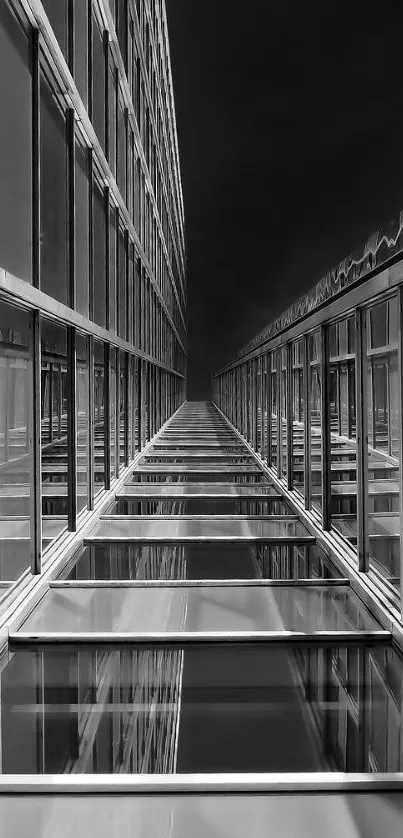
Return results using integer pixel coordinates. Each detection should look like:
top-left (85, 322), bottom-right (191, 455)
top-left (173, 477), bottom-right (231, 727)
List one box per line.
top-left (75, 139), bottom-right (90, 317)
top-left (292, 339), bottom-right (304, 495)
top-left (119, 351), bottom-right (127, 469)
top-left (366, 297), bottom-right (400, 592)
top-left (280, 346), bottom-right (288, 481)
top-left (76, 334), bottom-right (89, 513)
top-left (270, 351), bottom-right (278, 470)
top-left (309, 331), bottom-right (322, 514)
top-left (41, 319), bottom-right (68, 540)
top-left (0, 302), bottom-right (33, 581)
top-left (110, 348), bottom-right (117, 480)
top-left (74, 0), bottom-right (88, 106)
top-left (329, 317), bottom-right (357, 548)
top-left (94, 340), bottom-right (105, 493)
top-left (64, 542), bottom-right (339, 582)
top-left (40, 73), bottom-right (68, 304)
top-left (2, 643), bottom-right (403, 774)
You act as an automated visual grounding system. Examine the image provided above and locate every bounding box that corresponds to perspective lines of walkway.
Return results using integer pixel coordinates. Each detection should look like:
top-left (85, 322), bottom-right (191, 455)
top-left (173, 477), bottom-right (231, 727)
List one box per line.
top-left (3, 402), bottom-right (403, 838)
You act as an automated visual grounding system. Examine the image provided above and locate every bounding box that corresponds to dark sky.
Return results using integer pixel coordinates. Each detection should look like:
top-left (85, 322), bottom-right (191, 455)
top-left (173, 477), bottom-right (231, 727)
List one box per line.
top-left (166, 0), bottom-right (403, 399)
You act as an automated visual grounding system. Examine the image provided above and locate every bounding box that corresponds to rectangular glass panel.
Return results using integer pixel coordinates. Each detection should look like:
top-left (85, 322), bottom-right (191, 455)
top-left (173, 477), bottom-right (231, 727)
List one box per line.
top-left (309, 332), bottom-right (322, 514)
top-left (90, 517), bottom-right (313, 541)
top-left (74, 0), bottom-right (88, 106)
top-left (41, 319), bottom-right (68, 541)
top-left (0, 4), bottom-right (32, 283)
top-left (40, 73), bottom-right (68, 304)
top-left (93, 181), bottom-right (106, 328)
top-left (92, 14), bottom-right (105, 151)
top-left (19, 585), bottom-right (380, 635)
top-left (0, 302), bottom-right (33, 581)
top-left (64, 542), bottom-right (338, 582)
top-left (292, 339), bottom-right (304, 494)
top-left (330, 317), bottom-right (357, 548)
top-left (270, 351), bottom-right (278, 469)
top-left (280, 346), bottom-right (288, 480)
top-left (110, 348), bottom-right (117, 480)
top-left (76, 334), bottom-right (89, 514)
top-left (2, 643), bottom-right (402, 774)
top-left (366, 297), bottom-right (400, 593)
top-left (75, 140), bottom-right (90, 317)
top-left (119, 352), bottom-right (127, 469)
top-left (94, 341), bottom-right (105, 493)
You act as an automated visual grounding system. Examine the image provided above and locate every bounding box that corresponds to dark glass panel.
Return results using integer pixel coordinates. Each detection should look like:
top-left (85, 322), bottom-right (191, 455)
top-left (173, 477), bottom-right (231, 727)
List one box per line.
top-left (75, 140), bottom-right (90, 317)
top-left (94, 340), bottom-right (105, 492)
top-left (92, 14), bottom-right (105, 150)
top-left (92, 181), bottom-right (106, 328)
top-left (40, 319), bottom-right (68, 541)
top-left (74, 0), bottom-right (88, 106)
top-left (0, 4), bottom-right (32, 282)
top-left (40, 74), bottom-right (68, 304)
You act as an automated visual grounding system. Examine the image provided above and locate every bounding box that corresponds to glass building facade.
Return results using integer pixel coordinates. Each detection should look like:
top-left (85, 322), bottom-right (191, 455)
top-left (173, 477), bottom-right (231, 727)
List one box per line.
top-left (0, 0), bottom-right (186, 593)
top-left (213, 238), bottom-right (403, 617)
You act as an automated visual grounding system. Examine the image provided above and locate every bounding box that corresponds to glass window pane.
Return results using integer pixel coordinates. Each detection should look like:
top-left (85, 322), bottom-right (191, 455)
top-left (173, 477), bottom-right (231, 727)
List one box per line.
top-left (118, 226), bottom-right (127, 339)
top-left (270, 351), bottom-right (278, 469)
top-left (75, 140), bottom-right (90, 317)
top-left (119, 352), bottom-right (127, 469)
top-left (94, 341), bottom-right (105, 493)
top-left (110, 348), bottom-right (117, 480)
top-left (0, 302), bottom-right (33, 582)
top-left (309, 331), bottom-right (322, 515)
top-left (41, 0), bottom-right (68, 58)
top-left (108, 60), bottom-right (117, 176)
top-left (40, 73), bottom-right (68, 304)
top-left (41, 319), bottom-right (68, 544)
top-left (330, 317), bottom-right (357, 547)
top-left (74, 0), bottom-right (88, 106)
top-left (117, 99), bottom-right (127, 200)
top-left (292, 339), bottom-right (304, 495)
top-left (280, 347), bottom-right (288, 481)
top-left (93, 181), bottom-right (106, 328)
top-left (92, 15), bottom-right (105, 151)
top-left (76, 334), bottom-right (89, 514)
top-left (0, 5), bottom-right (32, 283)
top-left (366, 297), bottom-right (400, 593)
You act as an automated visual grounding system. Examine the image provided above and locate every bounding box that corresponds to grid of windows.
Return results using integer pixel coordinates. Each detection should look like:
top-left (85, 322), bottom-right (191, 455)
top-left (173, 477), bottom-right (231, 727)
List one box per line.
top-left (0, 0), bottom-right (186, 592)
top-left (214, 283), bottom-right (403, 611)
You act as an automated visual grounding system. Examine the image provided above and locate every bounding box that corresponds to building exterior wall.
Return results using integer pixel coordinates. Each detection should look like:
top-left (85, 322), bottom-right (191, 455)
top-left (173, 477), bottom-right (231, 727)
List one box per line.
top-left (0, 0), bottom-right (186, 594)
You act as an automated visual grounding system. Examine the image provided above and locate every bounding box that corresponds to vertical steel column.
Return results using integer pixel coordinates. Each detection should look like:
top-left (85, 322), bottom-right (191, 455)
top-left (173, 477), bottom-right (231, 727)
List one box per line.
top-left (67, 327), bottom-right (77, 532)
top-left (30, 311), bottom-right (42, 575)
top-left (303, 335), bottom-right (310, 510)
top-left (356, 308), bottom-right (369, 571)
top-left (286, 343), bottom-right (293, 490)
top-left (321, 325), bottom-right (331, 530)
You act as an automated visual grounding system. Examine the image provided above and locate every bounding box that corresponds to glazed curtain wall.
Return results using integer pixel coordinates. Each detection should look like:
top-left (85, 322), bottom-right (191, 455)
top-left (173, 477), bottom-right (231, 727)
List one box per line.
top-left (214, 287), bottom-right (402, 608)
top-left (0, 0), bottom-right (186, 595)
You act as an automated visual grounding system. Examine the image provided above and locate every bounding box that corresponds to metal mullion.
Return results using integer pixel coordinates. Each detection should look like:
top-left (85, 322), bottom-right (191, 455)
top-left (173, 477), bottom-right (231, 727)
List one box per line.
top-left (67, 327), bottom-right (77, 532)
top-left (303, 335), bottom-right (310, 510)
top-left (286, 343), bottom-right (293, 490)
top-left (104, 343), bottom-right (111, 490)
top-left (88, 335), bottom-right (95, 509)
top-left (30, 310), bottom-right (42, 575)
top-left (356, 308), bottom-right (369, 571)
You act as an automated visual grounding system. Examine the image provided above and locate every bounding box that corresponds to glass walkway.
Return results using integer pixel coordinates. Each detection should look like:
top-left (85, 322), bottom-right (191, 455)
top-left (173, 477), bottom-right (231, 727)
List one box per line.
top-left (1, 402), bottom-right (403, 836)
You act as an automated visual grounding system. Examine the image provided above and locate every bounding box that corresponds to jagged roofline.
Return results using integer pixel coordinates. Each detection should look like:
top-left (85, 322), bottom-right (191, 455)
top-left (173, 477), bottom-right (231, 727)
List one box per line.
top-left (234, 210), bottom-right (403, 361)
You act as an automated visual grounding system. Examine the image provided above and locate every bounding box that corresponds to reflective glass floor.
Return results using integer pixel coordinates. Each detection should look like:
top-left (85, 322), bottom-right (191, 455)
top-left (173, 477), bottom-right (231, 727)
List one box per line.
top-left (5, 401), bottom-right (398, 789)
top-left (1, 642), bottom-right (402, 774)
top-left (62, 542), bottom-right (341, 581)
